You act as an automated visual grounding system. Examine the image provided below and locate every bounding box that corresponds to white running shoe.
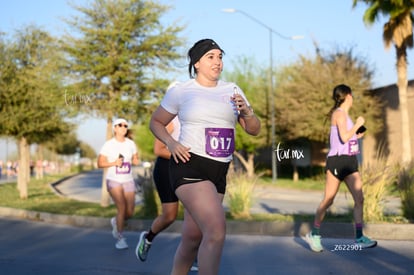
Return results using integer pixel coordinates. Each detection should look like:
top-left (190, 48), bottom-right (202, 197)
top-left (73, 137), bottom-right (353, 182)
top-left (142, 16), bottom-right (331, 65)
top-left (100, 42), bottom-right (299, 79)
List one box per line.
top-left (111, 217), bottom-right (118, 239)
top-left (115, 237), bottom-right (128, 250)
top-left (305, 232), bottom-right (323, 252)
top-left (190, 259), bottom-right (198, 271)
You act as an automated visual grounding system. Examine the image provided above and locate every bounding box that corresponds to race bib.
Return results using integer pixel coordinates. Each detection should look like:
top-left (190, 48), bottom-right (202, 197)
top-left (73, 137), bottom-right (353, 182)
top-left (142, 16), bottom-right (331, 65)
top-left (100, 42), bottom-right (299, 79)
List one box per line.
top-left (205, 128), bottom-right (235, 157)
top-left (116, 162), bottom-right (131, 174)
top-left (348, 140), bottom-right (360, 155)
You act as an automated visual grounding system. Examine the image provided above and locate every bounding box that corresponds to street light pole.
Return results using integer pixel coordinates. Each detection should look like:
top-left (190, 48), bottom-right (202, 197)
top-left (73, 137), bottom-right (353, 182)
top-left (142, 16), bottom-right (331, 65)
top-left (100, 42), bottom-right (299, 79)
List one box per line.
top-left (222, 8), bottom-right (303, 182)
top-left (268, 28), bottom-right (277, 183)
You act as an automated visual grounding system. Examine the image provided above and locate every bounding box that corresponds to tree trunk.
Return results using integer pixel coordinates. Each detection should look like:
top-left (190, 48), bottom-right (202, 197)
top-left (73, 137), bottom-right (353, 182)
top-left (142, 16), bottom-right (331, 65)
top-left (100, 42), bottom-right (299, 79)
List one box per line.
top-left (36, 145), bottom-right (44, 180)
top-left (100, 117), bottom-right (112, 207)
top-left (17, 137), bottom-right (29, 199)
top-left (396, 45), bottom-right (412, 164)
top-left (293, 164), bottom-right (299, 182)
top-left (233, 151), bottom-right (255, 178)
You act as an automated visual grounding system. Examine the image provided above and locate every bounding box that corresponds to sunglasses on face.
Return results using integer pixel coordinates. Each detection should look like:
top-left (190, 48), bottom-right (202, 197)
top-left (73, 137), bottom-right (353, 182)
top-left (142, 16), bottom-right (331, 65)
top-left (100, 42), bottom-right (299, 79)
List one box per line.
top-left (117, 124), bottom-right (128, 128)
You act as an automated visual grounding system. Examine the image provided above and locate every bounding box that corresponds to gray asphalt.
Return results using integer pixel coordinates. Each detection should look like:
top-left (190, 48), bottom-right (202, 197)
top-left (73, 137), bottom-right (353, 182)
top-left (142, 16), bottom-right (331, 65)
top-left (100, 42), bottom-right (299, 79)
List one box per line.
top-left (1, 169), bottom-right (414, 274)
top-left (1, 217), bottom-right (413, 275)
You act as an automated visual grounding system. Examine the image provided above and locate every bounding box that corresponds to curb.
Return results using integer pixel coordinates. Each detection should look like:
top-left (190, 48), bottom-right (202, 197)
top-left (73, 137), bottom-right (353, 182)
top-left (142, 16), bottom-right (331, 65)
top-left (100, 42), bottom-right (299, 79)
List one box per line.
top-left (1, 206), bottom-right (413, 240)
top-left (48, 172), bottom-right (90, 197)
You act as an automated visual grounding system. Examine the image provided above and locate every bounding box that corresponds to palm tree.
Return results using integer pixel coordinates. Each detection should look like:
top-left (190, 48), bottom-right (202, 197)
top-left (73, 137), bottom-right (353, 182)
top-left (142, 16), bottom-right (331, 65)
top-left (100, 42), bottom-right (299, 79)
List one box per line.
top-left (353, 0), bottom-right (413, 163)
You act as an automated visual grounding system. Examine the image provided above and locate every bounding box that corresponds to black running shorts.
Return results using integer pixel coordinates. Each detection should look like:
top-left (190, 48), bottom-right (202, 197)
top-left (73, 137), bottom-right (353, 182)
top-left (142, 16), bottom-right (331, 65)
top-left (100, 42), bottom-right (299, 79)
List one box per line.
top-left (326, 155), bottom-right (359, 181)
top-left (169, 153), bottom-right (230, 194)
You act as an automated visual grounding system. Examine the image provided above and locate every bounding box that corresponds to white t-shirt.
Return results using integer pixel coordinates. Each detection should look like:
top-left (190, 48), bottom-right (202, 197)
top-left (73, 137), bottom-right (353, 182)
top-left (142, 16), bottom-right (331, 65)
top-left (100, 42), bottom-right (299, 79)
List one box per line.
top-left (161, 79), bottom-right (249, 162)
top-left (99, 138), bottom-right (138, 182)
top-left (171, 116), bottom-right (180, 141)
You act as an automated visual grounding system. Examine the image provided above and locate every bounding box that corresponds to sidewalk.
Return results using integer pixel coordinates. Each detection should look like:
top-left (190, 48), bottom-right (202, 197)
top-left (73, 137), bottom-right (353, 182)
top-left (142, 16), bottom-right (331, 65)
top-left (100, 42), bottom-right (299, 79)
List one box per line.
top-left (0, 174), bottom-right (17, 184)
top-left (51, 169), bottom-right (402, 216)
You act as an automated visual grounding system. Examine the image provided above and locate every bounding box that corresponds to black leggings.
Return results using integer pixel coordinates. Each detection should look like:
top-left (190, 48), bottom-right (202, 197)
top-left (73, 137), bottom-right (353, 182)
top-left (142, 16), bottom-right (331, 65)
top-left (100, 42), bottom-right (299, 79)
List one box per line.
top-left (153, 157), bottom-right (178, 203)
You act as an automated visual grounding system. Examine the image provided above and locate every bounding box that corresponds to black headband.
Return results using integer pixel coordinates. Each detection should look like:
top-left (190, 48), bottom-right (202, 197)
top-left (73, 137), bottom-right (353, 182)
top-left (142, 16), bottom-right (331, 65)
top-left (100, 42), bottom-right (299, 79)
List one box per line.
top-left (188, 39), bottom-right (224, 78)
top-left (189, 39), bottom-right (223, 64)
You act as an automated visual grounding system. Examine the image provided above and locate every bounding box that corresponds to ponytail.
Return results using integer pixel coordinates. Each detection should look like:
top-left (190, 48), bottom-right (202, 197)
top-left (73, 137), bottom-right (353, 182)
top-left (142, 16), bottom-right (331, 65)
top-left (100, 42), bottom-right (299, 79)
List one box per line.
top-left (324, 84), bottom-right (352, 126)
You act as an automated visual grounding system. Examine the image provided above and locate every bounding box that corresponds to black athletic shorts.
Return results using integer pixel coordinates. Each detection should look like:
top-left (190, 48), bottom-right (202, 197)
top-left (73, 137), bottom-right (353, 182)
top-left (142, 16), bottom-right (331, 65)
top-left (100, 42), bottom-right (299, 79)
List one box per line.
top-left (169, 153), bottom-right (230, 194)
top-left (153, 157), bottom-right (178, 203)
top-left (325, 155), bottom-right (359, 181)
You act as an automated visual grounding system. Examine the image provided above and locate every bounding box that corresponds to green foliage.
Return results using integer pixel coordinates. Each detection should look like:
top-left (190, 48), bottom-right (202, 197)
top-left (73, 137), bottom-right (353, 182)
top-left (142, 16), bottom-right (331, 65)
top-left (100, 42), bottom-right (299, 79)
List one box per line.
top-left (355, 0), bottom-right (414, 51)
top-left (133, 121), bottom-right (156, 161)
top-left (43, 132), bottom-right (96, 159)
top-left (353, 0), bottom-right (414, 33)
top-left (0, 175), bottom-right (119, 217)
top-left (353, 0), bottom-right (414, 164)
top-left (397, 161), bottom-right (414, 220)
top-left (79, 141), bottom-right (98, 159)
top-left (223, 57), bottom-right (268, 177)
top-left (0, 25), bottom-right (77, 198)
top-left (225, 171), bottom-right (257, 219)
top-left (224, 56), bottom-right (268, 150)
top-left (45, 132), bottom-right (80, 155)
top-left (361, 158), bottom-right (398, 222)
top-left (275, 46), bottom-right (381, 143)
top-left (0, 25), bottom-right (74, 143)
top-left (61, 0), bottom-right (186, 123)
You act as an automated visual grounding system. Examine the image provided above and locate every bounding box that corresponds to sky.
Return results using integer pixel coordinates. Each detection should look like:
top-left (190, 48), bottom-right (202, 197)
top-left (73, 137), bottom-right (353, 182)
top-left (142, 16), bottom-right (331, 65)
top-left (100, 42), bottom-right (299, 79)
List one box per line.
top-left (1, 0), bottom-right (413, 161)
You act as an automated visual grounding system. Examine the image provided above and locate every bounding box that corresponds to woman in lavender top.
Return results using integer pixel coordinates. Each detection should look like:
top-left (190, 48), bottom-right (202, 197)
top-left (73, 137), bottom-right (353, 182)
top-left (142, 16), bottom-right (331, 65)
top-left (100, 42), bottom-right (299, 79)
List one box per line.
top-left (305, 84), bottom-right (377, 252)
